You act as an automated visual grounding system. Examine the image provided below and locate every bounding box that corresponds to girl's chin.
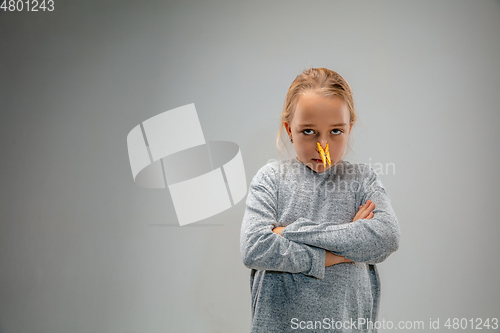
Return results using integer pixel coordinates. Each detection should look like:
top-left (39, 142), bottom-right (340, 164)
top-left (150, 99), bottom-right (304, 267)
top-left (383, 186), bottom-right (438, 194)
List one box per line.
top-left (302, 160), bottom-right (331, 172)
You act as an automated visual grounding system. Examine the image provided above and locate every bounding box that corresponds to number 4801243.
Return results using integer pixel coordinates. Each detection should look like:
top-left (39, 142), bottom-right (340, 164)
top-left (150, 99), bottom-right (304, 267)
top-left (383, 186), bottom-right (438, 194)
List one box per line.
top-left (0, 0), bottom-right (55, 11)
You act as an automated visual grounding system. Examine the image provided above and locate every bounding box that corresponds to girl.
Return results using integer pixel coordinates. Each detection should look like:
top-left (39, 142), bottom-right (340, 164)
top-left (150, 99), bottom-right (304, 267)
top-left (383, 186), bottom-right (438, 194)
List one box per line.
top-left (240, 68), bottom-right (400, 332)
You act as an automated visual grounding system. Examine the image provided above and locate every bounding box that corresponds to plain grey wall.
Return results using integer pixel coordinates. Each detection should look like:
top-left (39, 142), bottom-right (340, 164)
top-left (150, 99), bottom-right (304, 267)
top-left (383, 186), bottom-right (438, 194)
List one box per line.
top-left (1, 0), bottom-right (499, 332)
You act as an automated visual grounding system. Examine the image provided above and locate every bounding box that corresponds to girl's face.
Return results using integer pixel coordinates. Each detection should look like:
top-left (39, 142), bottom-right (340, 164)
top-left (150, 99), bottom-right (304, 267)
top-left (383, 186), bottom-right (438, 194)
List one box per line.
top-left (284, 91), bottom-right (353, 173)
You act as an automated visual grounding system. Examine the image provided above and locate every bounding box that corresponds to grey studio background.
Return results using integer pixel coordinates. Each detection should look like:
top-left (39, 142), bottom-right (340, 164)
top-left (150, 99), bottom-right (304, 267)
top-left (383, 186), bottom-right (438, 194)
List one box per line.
top-left (1, 1), bottom-right (499, 332)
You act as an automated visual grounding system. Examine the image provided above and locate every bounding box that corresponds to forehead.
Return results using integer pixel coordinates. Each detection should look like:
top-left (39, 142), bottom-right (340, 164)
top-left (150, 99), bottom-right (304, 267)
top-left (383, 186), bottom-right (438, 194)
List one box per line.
top-left (292, 92), bottom-right (349, 126)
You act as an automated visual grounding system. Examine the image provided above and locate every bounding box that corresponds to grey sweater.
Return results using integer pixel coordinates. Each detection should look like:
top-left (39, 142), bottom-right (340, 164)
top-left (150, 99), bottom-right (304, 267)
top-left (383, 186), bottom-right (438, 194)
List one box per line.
top-left (240, 157), bottom-right (400, 333)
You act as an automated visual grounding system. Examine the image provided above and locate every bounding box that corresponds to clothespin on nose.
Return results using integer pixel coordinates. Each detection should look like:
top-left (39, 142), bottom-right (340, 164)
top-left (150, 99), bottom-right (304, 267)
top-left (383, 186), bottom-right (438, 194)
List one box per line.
top-left (316, 142), bottom-right (331, 167)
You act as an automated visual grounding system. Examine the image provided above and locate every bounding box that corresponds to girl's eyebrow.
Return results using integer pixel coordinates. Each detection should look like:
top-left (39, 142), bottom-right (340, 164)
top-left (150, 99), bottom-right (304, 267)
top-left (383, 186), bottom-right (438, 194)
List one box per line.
top-left (298, 123), bottom-right (347, 127)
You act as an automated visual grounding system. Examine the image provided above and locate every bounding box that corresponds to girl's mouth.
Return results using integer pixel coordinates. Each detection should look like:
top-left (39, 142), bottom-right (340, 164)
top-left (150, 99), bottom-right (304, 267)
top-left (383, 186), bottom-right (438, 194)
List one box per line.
top-left (313, 159), bottom-right (323, 163)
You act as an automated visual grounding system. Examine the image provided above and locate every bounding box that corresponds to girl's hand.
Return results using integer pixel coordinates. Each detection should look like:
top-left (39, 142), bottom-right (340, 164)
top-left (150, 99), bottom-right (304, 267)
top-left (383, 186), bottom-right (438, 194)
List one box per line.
top-left (352, 199), bottom-right (375, 222)
top-left (273, 226), bottom-right (354, 267)
top-left (272, 226), bottom-right (285, 236)
top-left (325, 251), bottom-right (353, 266)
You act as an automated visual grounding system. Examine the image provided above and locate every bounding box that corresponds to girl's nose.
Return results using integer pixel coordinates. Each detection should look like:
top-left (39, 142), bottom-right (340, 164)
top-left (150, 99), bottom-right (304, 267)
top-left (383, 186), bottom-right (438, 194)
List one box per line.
top-left (317, 140), bottom-right (328, 150)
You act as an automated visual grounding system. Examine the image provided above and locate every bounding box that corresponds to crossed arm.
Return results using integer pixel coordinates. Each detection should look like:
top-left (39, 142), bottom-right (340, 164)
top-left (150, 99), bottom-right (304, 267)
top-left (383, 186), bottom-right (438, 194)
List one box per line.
top-left (240, 165), bottom-right (400, 280)
top-left (272, 200), bottom-right (376, 267)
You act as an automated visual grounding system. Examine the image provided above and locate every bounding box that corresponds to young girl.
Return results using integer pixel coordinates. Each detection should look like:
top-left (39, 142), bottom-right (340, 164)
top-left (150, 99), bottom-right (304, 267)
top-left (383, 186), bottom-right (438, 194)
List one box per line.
top-left (240, 68), bottom-right (400, 333)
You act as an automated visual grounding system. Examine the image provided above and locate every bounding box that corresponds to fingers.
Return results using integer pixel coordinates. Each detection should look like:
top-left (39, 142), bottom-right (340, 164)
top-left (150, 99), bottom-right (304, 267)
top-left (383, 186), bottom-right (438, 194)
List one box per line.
top-left (363, 200), bottom-right (375, 212)
top-left (359, 200), bottom-right (374, 214)
top-left (359, 200), bottom-right (372, 209)
top-left (353, 200), bottom-right (375, 222)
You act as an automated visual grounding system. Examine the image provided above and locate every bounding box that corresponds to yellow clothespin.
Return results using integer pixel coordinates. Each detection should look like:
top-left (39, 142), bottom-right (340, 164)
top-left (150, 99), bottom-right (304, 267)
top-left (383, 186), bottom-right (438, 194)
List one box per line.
top-left (316, 142), bottom-right (331, 167)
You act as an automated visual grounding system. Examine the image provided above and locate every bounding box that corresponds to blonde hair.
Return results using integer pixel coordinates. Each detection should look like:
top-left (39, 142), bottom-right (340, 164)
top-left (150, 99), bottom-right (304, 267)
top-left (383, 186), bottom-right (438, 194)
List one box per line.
top-left (276, 67), bottom-right (357, 158)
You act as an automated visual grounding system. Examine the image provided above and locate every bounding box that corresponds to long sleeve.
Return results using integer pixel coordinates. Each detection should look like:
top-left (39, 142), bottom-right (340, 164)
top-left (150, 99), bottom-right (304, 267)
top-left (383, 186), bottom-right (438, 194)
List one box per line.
top-left (240, 165), bottom-right (326, 280)
top-left (281, 165), bottom-right (400, 264)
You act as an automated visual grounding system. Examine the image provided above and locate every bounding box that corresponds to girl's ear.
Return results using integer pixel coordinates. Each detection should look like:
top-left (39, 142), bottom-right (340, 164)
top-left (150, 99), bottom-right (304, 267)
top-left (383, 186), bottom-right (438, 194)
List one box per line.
top-left (284, 122), bottom-right (291, 136)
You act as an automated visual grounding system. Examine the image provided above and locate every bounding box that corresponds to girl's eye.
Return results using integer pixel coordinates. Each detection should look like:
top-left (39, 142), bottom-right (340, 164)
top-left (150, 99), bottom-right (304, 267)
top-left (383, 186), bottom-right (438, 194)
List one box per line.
top-left (302, 129), bottom-right (314, 135)
top-left (302, 129), bottom-right (344, 135)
